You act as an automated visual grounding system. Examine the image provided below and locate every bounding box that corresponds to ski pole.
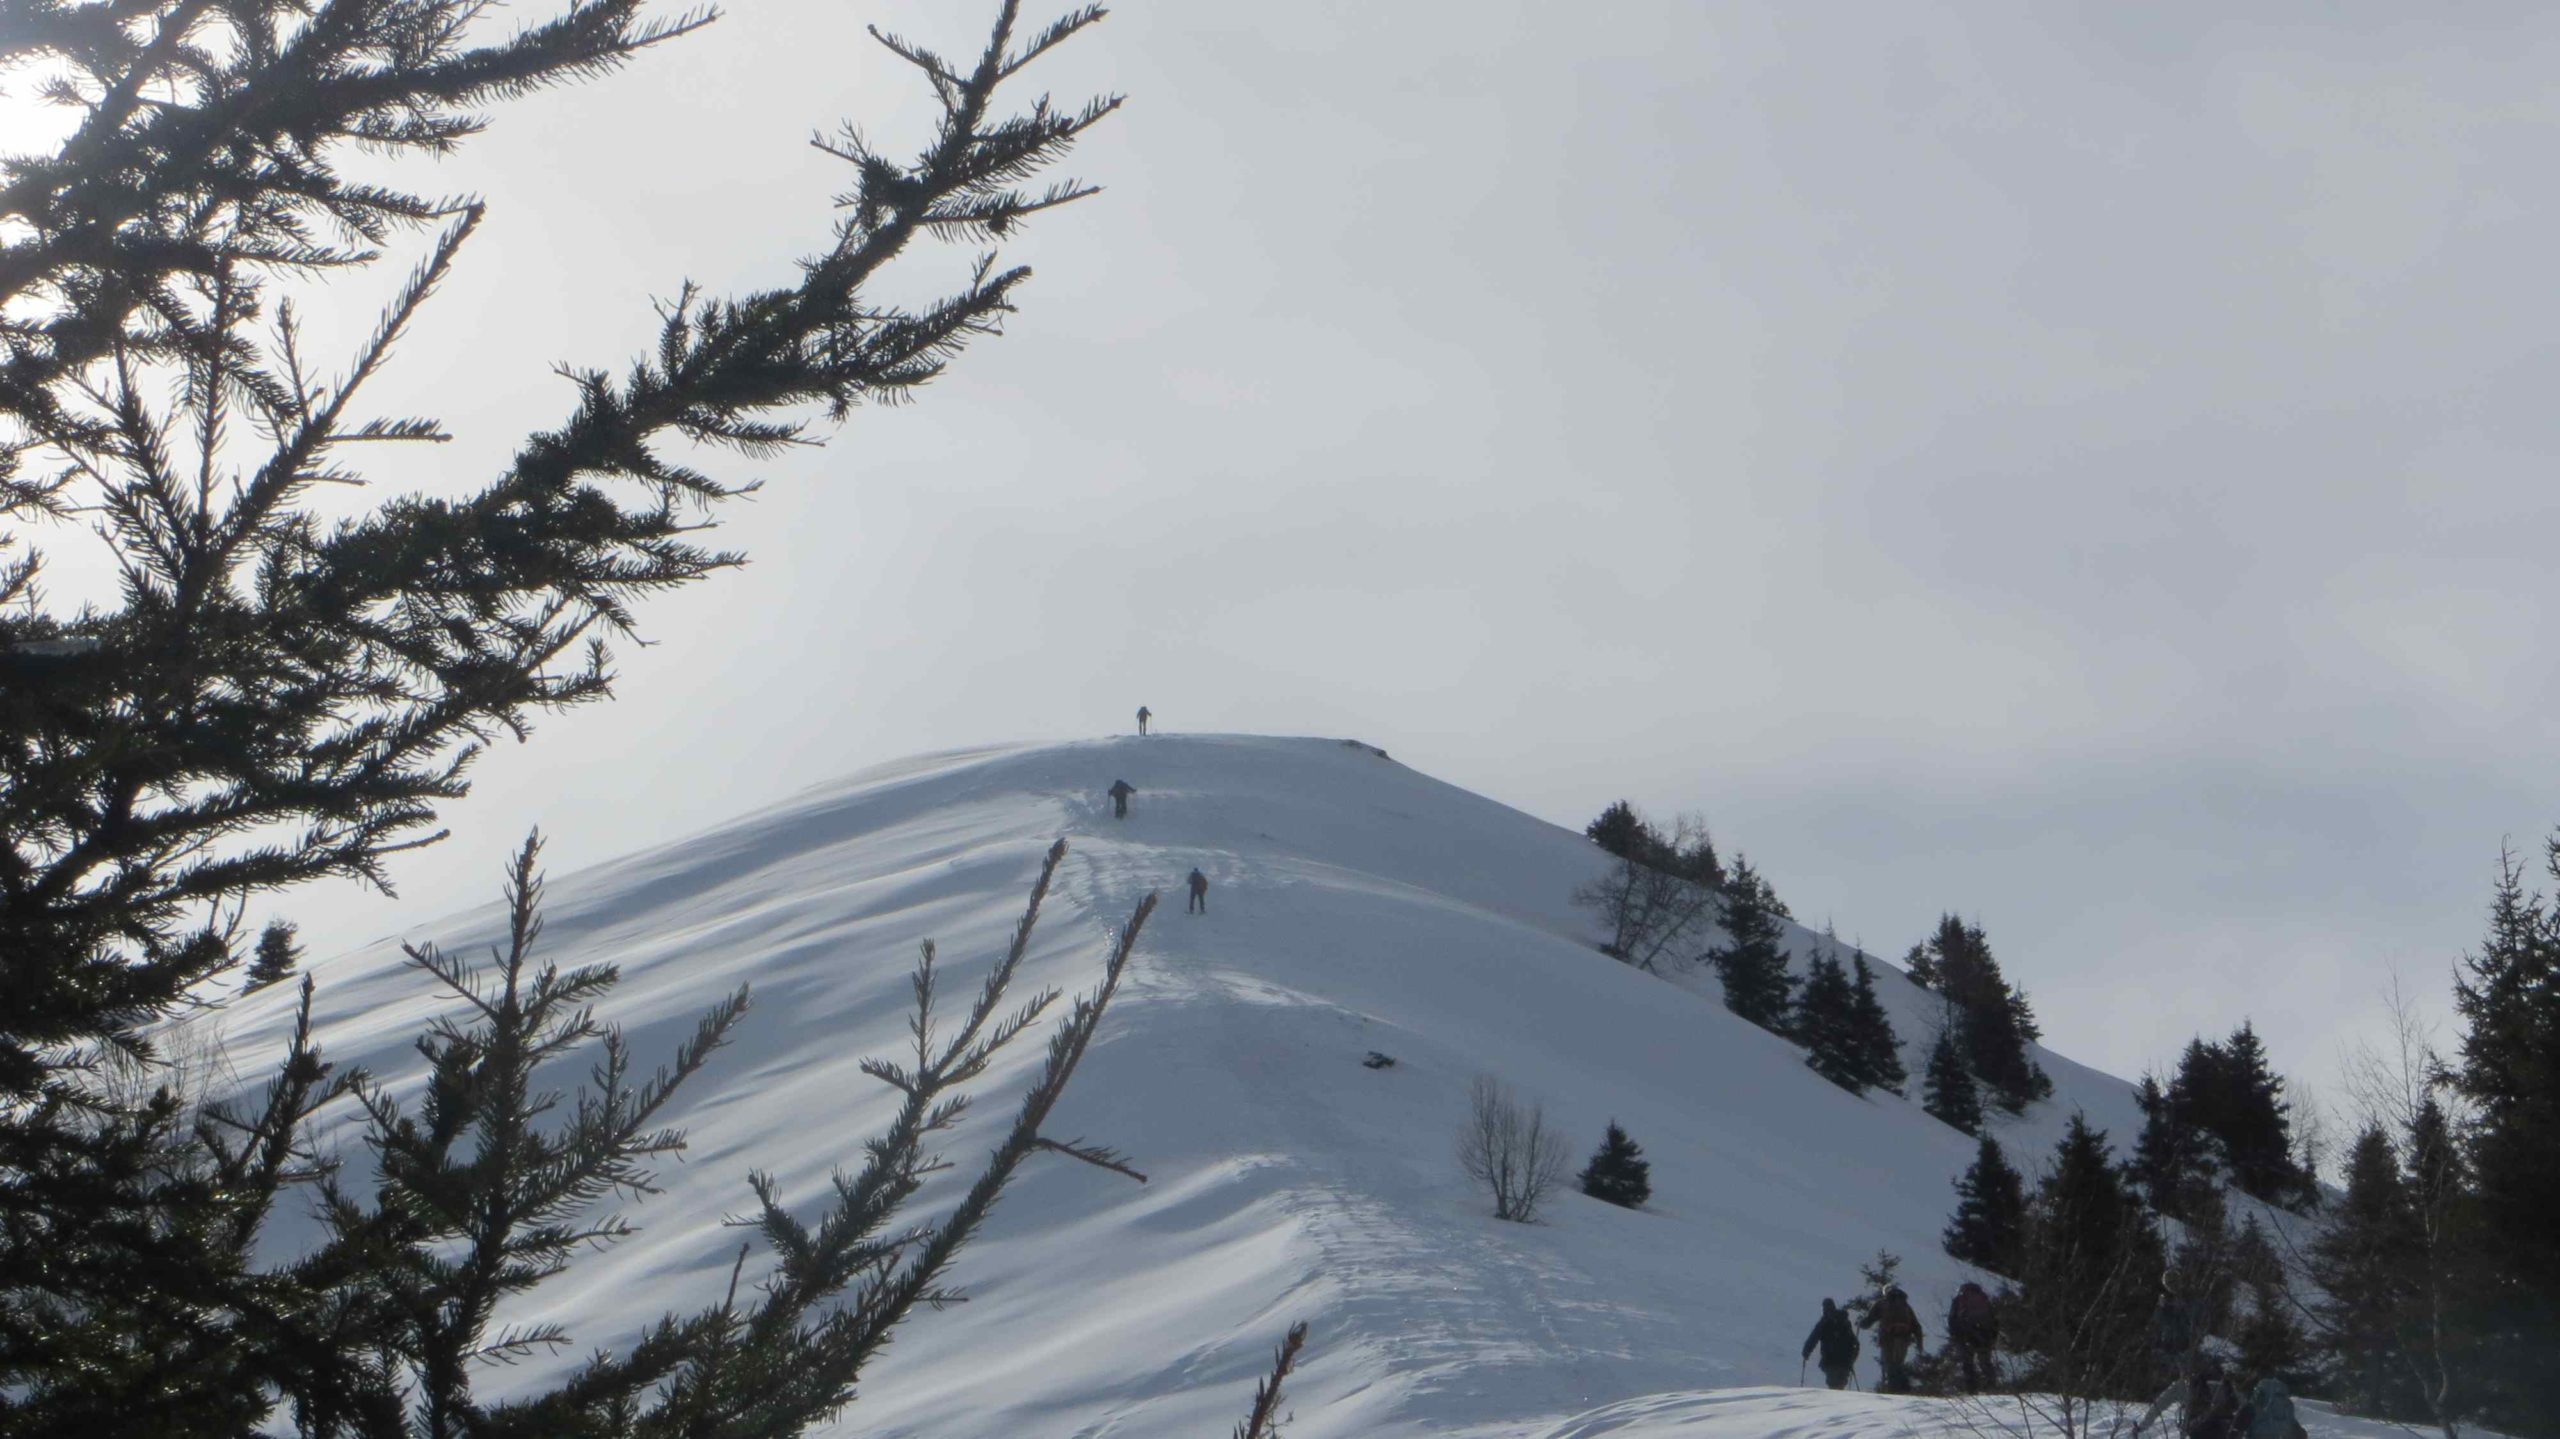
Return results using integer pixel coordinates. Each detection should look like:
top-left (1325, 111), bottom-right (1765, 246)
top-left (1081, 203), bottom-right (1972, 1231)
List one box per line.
top-left (1800, 1357), bottom-right (1809, 1387)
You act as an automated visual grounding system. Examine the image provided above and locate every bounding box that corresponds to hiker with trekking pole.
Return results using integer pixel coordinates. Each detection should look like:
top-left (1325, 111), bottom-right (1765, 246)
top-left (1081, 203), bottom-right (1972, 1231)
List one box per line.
top-left (1802, 1297), bottom-right (1860, 1390)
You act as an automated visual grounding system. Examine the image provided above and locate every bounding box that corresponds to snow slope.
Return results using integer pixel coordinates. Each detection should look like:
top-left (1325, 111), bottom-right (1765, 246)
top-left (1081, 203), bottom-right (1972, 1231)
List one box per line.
top-left (213, 733), bottom-right (2168, 1438)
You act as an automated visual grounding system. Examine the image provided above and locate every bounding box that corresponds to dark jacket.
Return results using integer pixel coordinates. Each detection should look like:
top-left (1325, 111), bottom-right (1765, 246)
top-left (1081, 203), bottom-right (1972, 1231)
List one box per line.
top-left (1869, 1289), bottom-right (1923, 1345)
top-left (1949, 1284), bottom-right (1997, 1346)
top-left (1804, 1303), bottom-right (1859, 1367)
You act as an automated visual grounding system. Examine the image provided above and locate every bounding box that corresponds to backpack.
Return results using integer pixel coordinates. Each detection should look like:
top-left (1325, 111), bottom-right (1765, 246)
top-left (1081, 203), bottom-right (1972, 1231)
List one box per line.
top-left (2246, 1380), bottom-right (2295, 1439)
top-left (1953, 1287), bottom-right (1995, 1343)
top-left (1828, 1311), bottom-right (1861, 1360)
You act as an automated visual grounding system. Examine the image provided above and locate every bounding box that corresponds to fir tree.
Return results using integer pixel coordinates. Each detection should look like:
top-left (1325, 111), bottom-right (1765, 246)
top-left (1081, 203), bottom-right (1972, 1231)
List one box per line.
top-left (1923, 1026), bottom-right (1984, 1135)
top-left (243, 920), bottom-right (303, 991)
top-left (2447, 839), bottom-right (2560, 1438)
top-left (1586, 801), bottom-right (1650, 860)
top-left (1846, 1247), bottom-right (1904, 1329)
top-left (1904, 940), bottom-right (1940, 991)
top-left (2228, 1215), bottom-right (2310, 1384)
top-left (1578, 1120), bottom-right (1652, 1209)
top-left (1727, 852), bottom-right (1792, 919)
top-left (2132, 1070), bottom-right (2212, 1218)
top-left (2395, 1090), bottom-right (2484, 1432)
top-left (1797, 950), bottom-right (1865, 1093)
top-left (2165, 1025), bottom-right (2310, 1208)
top-left (1946, 1133), bottom-right (2027, 1276)
top-left (0, 3), bottom-right (1132, 1428)
top-left (1847, 955), bottom-right (1908, 1095)
top-left (1914, 915), bottom-right (2050, 1113)
top-left (2010, 1114), bottom-right (2163, 1400)
top-left (1668, 825), bottom-right (1727, 893)
top-left (2215, 1021), bottom-right (2307, 1204)
top-left (1705, 854), bottom-right (1794, 1031)
top-left (2310, 1124), bottom-right (2421, 1419)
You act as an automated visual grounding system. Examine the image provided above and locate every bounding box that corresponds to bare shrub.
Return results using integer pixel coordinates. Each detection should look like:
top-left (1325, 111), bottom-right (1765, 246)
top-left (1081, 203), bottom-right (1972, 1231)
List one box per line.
top-left (1572, 813), bottom-right (1719, 973)
top-left (1456, 1075), bottom-right (1569, 1223)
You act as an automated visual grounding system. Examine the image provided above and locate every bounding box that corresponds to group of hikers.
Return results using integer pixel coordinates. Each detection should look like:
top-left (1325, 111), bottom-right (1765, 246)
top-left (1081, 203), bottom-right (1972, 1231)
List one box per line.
top-left (1799, 1276), bottom-right (2303, 1439)
top-left (1110, 708), bottom-right (1212, 914)
top-left (1799, 1281), bottom-right (1996, 1396)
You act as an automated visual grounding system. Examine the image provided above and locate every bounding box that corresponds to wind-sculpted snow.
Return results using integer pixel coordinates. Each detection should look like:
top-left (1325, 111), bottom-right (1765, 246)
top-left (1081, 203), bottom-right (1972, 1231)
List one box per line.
top-left (206, 734), bottom-right (2156, 1438)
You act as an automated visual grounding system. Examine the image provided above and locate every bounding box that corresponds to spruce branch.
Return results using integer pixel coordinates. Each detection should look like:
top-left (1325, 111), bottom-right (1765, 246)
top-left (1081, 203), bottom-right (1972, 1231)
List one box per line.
top-left (1231, 1321), bottom-right (1310, 1439)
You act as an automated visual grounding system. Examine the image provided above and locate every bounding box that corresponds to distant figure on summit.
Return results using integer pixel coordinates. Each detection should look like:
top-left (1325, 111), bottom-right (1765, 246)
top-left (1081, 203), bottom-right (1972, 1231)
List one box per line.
top-left (1109, 779), bottom-right (1136, 819)
top-left (1187, 868), bottom-right (1209, 913)
top-left (1136, 705), bottom-right (1152, 735)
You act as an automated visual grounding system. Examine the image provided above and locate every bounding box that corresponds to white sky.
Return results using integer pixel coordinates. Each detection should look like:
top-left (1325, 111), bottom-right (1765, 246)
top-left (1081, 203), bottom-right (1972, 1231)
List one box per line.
top-left (15, 0), bottom-right (2560, 1135)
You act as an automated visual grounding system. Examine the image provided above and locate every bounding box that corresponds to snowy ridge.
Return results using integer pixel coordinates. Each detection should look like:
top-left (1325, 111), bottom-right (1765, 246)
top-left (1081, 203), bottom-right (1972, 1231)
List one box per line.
top-left (217, 734), bottom-right (2233, 1438)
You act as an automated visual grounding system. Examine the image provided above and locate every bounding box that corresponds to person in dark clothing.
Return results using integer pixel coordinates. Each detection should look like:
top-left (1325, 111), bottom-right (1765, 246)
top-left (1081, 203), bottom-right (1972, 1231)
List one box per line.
top-left (1109, 779), bottom-right (1135, 818)
top-left (1803, 1297), bottom-right (1860, 1390)
top-left (1947, 1281), bottom-right (1997, 1394)
top-left (1187, 868), bottom-right (1209, 913)
top-left (1136, 706), bottom-right (1151, 735)
top-left (2183, 1364), bottom-right (2240, 1439)
top-left (1859, 1284), bottom-right (1925, 1394)
top-left (2155, 1276), bottom-right (2196, 1379)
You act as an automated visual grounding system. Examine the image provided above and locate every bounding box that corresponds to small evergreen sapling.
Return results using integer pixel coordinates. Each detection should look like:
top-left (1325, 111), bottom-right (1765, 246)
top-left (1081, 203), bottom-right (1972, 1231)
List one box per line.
top-left (244, 920), bottom-right (303, 991)
top-left (1578, 1120), bottom-right (1652, 1209)
top-left (1846, 1247), bottom-right (1903, 1328)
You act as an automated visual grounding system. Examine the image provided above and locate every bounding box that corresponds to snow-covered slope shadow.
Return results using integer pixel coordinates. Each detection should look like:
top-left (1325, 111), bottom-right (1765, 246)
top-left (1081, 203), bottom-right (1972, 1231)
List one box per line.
top-left (209, 734), bottom-right (2152, 1439)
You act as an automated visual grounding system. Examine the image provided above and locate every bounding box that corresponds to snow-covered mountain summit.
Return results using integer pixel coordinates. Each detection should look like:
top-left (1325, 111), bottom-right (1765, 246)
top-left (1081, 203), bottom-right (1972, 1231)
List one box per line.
top-left (221, 733), bottom-right (2154, 1438)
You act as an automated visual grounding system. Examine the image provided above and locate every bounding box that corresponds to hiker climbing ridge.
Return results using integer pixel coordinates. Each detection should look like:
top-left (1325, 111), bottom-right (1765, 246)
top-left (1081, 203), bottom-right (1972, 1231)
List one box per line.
top-left (1801, 1297), bottom-right (1859, 1391)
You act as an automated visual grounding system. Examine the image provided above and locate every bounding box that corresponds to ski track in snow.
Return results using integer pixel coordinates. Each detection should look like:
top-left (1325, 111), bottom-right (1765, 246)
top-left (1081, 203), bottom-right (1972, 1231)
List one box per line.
top-left (197, 734), bottom-right (2306, 1439)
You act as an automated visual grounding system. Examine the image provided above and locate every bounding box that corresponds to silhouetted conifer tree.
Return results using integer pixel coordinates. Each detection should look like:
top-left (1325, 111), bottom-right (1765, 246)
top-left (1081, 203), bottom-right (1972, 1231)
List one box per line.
top-left (243, 921), bottom-right (303, 991)
top-left (2215, 1022), bottom-right (2306, 1204)
top-left (2228, 1215), bottom-right (2309, 1384)
top-left (1798, 950), bottom-right (1864, 1093)
top-left (1923, 1026), bottom-right (1983, 1135)
top-left (1913, 915), bottom-right (2050, 1113)
top-left (1847, 955), bottom-right (1907, 1095)
top-left (2133, 1070), bottom-right (2212, 1218)
top-left (1946, 1133), bottom-right (2027, 1276)
top-left (2010, 1114), bottom-right (2162, 1399)
top-left (1578, 1120), bottom-right (1652, 1209)
top-left (1586, 801), bottom-right (1649, 861)
top-left (2311, 1124), bottom-right (2422, 1418)
top-left (2447, 839), bottom-right (2560, 1438)
top-left (2165, 1025), bottom-right (2309, 1207)
top-left (1705, 855), bottom-right (1794, 1032)
top-left (0, 3), bottom-right (1132, 1427)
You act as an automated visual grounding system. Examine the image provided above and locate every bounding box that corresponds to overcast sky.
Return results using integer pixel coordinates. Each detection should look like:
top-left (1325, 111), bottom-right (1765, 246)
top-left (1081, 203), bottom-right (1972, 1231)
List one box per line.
top-left (20, 0), bottom-right (2560, 1137)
